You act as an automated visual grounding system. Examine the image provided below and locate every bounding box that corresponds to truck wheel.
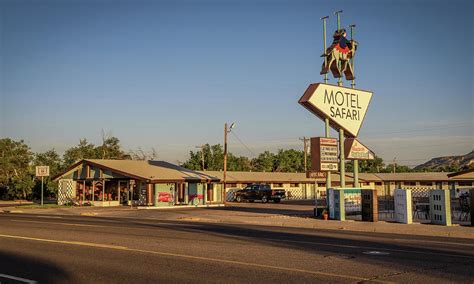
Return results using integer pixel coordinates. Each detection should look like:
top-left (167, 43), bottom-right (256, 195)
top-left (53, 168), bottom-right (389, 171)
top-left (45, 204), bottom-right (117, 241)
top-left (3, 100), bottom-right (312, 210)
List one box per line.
top-left (236, 195), bottom-right (242, 203)
top-left (261, 195), bottom-right (268, 203)
top-left (273, 198), bottom-right (281, 203)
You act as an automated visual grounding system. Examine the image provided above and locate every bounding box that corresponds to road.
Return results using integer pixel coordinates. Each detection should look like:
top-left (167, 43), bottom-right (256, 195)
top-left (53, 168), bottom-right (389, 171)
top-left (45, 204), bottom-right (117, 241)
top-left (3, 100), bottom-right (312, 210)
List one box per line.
top-left (0, 213), bottom-right (473, 283)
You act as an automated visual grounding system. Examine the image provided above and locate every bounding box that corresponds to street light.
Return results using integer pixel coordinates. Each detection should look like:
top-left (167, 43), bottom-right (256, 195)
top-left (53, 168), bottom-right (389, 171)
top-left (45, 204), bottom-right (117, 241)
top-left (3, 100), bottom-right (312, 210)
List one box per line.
top-left (223, 122), bottom-right (236, 204)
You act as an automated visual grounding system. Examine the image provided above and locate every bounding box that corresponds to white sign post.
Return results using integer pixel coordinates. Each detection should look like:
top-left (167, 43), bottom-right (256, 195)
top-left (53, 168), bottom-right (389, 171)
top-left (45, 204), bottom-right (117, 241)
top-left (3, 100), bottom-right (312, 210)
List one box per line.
top-left (36, 166), bottom-right (50, 206)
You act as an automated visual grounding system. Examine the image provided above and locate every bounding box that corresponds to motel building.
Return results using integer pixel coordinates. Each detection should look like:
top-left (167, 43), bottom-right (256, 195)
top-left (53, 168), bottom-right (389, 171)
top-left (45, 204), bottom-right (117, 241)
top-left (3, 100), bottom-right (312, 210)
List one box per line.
top-left (201, 170), bottom-right (474, 200)
top-left (54, 159), bottom-right (474, 207)
top-left (54, 159), bottom-right (223, 207)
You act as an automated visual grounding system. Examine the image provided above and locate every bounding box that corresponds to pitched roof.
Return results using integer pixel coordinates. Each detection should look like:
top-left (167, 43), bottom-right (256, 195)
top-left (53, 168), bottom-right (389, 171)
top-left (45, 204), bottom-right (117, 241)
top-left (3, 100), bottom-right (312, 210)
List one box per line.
top-left (55, 159), bottom-right (219, 182)
top-left (448, 168), bottom-right (474, 179)
top-left (372, 172), bottom-right (454, 181)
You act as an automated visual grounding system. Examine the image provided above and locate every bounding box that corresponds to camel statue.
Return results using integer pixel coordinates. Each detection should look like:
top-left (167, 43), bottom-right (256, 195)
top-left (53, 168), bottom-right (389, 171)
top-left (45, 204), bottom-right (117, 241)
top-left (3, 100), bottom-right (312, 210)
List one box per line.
top-left (320, 39), bottom-right (358, 81)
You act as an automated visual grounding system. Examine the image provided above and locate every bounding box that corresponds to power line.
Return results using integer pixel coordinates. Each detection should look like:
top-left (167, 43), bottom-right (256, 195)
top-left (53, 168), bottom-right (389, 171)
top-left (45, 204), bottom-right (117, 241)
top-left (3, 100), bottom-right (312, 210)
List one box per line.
top-left (230, 131), bottom-right (256, 157)
top-left (362, 122), bottom-right (472, 136)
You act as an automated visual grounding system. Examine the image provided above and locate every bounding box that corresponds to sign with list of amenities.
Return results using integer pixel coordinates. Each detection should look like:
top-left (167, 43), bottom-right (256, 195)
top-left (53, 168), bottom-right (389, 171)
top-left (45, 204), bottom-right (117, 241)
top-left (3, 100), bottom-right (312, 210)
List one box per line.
top-left (311, 137), bottom-right (338, 172)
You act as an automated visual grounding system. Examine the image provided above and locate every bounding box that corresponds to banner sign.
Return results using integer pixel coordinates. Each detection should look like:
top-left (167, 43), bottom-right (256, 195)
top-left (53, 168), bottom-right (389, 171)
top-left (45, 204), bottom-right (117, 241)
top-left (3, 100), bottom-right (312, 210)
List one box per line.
top-left (299, 83), bottom-right (373, 137)
top-left (306, 171), bottom-right (327, 179)
top-left (344, 138), bottom-right (375, 160)
top-left (310, 137), bottom-right (338, 172)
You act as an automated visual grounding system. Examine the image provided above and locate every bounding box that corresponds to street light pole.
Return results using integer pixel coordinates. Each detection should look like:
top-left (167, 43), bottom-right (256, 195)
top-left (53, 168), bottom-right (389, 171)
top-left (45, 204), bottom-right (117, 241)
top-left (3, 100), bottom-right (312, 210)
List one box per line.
top-left (223, 123), bottom-right (228, 204)
top-left (222, 122), bottom-right (235, 204)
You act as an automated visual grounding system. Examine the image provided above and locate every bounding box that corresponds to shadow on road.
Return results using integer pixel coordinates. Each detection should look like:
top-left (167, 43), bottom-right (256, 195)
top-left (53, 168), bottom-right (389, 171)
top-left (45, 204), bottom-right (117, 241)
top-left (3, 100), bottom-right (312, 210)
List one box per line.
top-left (95, 217), bottom-right (474, 282)
top-left (0, 251), bottom-right (70, 283)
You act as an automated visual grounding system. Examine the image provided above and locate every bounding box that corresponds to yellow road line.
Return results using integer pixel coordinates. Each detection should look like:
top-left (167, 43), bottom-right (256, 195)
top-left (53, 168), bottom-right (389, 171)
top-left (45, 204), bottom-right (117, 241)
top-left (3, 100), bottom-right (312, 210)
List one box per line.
top-left (11, 219), bottom-right (106, 228)
top-left (0, 233), bottom-right (390, 283)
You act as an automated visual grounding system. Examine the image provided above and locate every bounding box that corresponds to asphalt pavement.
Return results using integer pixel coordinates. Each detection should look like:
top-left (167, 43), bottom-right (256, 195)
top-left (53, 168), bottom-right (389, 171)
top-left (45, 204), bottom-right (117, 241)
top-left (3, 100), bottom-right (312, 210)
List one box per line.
top-left (0, 212), bottom-right (473, 283)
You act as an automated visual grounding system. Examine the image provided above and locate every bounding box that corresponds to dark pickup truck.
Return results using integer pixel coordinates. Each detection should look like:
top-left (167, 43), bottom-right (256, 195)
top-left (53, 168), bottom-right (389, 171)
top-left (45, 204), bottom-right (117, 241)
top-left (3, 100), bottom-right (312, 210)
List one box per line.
top-left (234, 184), bottom-right (286, 203)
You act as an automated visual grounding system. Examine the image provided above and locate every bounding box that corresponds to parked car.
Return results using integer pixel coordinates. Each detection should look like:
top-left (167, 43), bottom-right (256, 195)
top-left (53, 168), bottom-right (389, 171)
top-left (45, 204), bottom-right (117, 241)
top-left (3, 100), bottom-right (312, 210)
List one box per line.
top-left (234, 183), bottom-right (286, 203)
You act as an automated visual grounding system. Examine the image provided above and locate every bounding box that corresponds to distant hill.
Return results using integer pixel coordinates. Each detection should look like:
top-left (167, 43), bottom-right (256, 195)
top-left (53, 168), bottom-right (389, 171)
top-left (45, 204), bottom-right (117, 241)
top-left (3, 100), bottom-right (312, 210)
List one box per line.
top-left (414, 151), bottom-right (474, 171)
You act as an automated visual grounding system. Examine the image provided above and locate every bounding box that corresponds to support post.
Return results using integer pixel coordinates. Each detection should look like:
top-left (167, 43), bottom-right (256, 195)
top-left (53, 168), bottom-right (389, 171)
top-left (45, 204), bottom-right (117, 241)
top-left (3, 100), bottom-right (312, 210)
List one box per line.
top-left (321, 16), bottom-right (331, 206)
top-left (41, 176), bottom-right (44, 206)
top-left (339, 129), bottom-right (345, 188)
top-left (349, 24), bottom-right (359, 188)
top-left (354, 160), bottom-right (359, 188)
top-left (335, 10), bottom-right (343, 87)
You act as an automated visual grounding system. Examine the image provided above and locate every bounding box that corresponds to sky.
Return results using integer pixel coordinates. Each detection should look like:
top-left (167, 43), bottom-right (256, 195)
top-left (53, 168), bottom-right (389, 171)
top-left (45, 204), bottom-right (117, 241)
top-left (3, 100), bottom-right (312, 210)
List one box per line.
top-left (1, 0), bottom-right (473, 167)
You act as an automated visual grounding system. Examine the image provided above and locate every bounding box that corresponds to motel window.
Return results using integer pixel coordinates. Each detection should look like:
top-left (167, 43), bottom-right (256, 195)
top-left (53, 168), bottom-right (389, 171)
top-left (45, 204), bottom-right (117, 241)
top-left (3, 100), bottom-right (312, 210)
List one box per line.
top-left (458, 181), bottom-right (472, 186)
top-left (290, 183), bottom-right (299, 187)
top-left (375, 182), bottom-right (382, 186)
top-left (419, 182), bottom-right (433, 186)
top-left (273, 183), bottom-right (283, 187)
top-left (317, 183), bottom-right (326, 187)
top-left (404, 182), bottom-right (416, 186)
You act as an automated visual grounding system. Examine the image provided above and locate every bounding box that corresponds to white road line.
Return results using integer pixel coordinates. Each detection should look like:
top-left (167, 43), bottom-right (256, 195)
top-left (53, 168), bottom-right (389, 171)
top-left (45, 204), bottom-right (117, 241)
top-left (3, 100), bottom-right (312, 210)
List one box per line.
top-left (0, 273), bottom-right (37, 283)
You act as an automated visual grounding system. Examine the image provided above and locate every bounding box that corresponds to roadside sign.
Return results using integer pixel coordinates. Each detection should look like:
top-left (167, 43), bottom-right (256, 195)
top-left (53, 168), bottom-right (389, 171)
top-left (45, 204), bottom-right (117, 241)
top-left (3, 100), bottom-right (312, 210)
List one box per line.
top-left (310, 137), bottom-right (338, 172)
top-left (299, 83), bottom-right (373, 137)
top-left (306, 171), bottom-right (327, 179)
top-left (35, 166), bottom-right (50, 177)
top-left (344, 138), bottom-right (375, 160)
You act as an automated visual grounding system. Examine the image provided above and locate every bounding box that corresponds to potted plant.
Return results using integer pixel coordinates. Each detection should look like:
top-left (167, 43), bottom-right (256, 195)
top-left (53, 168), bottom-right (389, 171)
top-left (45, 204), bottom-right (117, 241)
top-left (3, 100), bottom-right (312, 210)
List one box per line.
top-left (322, 209), bottom-right (329, 220)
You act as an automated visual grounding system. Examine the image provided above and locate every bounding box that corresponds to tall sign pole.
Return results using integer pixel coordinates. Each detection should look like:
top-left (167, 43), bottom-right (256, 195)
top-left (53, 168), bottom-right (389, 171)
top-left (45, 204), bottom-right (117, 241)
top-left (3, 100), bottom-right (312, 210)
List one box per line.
top-left (334, 10), bottom-right (345, 188)
top-left (300, 10), bottom-right (374, 219)
top-left (321, 15), bottom-right (332, 193)
top-left (349, 24), bottom-right (359, 188)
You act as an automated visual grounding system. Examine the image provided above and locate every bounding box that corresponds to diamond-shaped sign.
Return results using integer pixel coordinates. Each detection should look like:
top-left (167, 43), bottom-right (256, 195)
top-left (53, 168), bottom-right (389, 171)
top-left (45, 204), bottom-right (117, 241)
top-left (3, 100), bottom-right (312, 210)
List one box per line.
top-left (299, 83), bottom-right (373, 137)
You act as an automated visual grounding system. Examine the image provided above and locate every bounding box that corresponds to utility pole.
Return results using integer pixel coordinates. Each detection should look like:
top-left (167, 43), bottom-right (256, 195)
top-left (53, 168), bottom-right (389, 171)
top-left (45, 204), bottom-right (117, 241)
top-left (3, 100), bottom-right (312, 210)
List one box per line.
top-left (299, 137), bottom-right (309, 172)
top-left (223, 122), bottom-right (235, 204)
top-left (195, 145), bottom-right (205, 170)
top-left (223, 123), bottom-right (228, 204)
top-left (393, 157), bottom-right (397, 174)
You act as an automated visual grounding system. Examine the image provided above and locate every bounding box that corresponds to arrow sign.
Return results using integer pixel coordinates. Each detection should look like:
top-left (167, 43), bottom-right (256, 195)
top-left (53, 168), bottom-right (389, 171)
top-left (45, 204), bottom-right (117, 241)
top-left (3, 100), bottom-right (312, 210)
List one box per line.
top-left (299, 83), bottom-right (373, 137)
top-left (344, 138), bottom-right (375, 160)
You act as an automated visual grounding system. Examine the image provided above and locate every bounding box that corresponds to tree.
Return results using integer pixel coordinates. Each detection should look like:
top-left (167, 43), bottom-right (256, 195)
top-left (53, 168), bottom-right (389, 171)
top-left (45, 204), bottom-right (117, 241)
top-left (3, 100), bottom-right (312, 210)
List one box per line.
top-left (274, 149), bottom-right (305, 172)
top-left (0, 138), bottom-right (34, 199)
top-left (62, 136), bottom-right (130, 168)
top-left (251, 151), bottom-right (275, 172)
top-left (346, 156), bottom-right (386, 173)
top-left (182, 144), bottom-right (225, 171)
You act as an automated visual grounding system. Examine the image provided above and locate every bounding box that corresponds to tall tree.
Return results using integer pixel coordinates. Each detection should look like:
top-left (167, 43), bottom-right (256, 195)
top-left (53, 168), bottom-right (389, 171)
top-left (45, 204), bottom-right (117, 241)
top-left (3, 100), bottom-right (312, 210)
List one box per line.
top-left (0, 138), bottom-right (34, 199)
top-left (62, 139), bottom-right (98, 168)
top-left (274, 149), bottom-right (305, 172)
top-left (251, 151), bottom-right (275, 172)
top-left (62, 136), bottom-right (129, 168)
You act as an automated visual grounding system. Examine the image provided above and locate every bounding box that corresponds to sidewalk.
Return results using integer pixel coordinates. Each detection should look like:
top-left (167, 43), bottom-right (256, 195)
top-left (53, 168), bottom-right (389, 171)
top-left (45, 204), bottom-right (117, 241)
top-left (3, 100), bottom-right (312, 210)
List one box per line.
top-left (1, 203), bottom-right (473, 239)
